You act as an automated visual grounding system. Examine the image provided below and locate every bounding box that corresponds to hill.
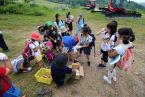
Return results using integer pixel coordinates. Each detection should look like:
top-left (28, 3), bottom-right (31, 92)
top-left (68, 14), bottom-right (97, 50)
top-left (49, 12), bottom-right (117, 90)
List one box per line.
top-left (49, 0), bottom-right (145, 11)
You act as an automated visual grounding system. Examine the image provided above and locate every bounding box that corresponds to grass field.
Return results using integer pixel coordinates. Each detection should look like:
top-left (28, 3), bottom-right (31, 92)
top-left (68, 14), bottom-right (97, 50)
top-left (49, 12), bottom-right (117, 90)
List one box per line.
top-left (0, 4), bottom-right (145, 97)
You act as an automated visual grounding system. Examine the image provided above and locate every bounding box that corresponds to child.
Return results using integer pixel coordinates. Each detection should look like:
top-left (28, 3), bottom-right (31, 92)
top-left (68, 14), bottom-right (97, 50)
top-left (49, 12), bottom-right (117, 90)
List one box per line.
top-left (0, 53), bottom-right (22, 97)
top-left (97, 22), bottom-right (117, 69)
top-left (75, 27), bottom-right (92, 66)
top-left (41, 41), bottom-right (56, 62)
top-left (54, 13), bottom-right (65, 35)
top-left (75, 13), bottom-right (85, 36)
top-left (45, 21), bottom-right (61, 52)
top-left (22, 32), bottom-right (42, 70)
top-left (51, 54), bottom-right (75, 87)
top-left (103, 28), bottom-right (135, 84)
top-left (65, 12), bottom-right (74, 35)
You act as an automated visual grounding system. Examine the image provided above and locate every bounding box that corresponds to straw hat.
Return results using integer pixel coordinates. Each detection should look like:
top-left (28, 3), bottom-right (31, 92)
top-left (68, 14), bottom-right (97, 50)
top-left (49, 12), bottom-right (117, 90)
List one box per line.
top-left (60, 26), bottom-right (67, 32)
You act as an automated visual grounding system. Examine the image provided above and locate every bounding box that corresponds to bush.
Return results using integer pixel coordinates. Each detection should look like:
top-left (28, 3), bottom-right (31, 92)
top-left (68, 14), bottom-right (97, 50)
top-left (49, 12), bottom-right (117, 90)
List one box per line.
top-left (0, 3), bottom-right (52, 16)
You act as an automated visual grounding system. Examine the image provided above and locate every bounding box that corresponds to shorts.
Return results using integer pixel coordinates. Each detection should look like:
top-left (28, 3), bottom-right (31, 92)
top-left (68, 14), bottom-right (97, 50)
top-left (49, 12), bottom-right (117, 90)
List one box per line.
top-left (100, 49), bottom-right (108, 62)
top-left (80, 47), bottom-right (91, 55)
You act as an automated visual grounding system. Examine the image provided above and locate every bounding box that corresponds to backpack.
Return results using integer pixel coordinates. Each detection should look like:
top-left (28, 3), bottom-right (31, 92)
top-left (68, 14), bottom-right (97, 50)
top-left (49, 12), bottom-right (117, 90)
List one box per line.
top-left (22, 41), bottom-right (34, 63)
top-left (89, 33), bottom-right (96, 47)
top-left (45, 50), bottom-right (56, 62)
top-left (78, 18), bottom-right (85, 24)
top-left (118, 48), bottom-right (134, 71)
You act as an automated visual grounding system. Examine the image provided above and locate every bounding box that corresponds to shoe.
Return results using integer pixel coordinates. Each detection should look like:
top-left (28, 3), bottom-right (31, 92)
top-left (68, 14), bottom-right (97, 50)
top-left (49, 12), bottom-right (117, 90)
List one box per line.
top-left (97, 64), bottom-right (106, 69)
top-left (87, 61), bottom-right (90, 66)
top-left (27, 67), bottom-right (32, 71)
top-left (113, 77), bottom-right (117, 82)
top-left (3, 49), bottom-right (9, 52)
top-left (103, 75), bottom-right (112, 84)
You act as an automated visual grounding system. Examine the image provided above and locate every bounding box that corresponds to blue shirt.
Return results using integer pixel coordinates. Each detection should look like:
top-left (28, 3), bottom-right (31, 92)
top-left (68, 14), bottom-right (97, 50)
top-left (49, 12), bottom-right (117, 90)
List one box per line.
top-left (62, 36), bottom-right (76, 48)
top-left (51, 64), bottom-right (72, 86)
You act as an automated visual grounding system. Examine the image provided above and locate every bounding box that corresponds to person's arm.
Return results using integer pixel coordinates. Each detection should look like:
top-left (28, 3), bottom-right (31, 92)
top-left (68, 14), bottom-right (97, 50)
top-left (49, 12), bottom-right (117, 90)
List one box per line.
top-left (97, 28), bottom-right (106, 36)
top-left (4, 60), bottom-right (13, 75)
top-left (64, 66), bottom-right (72, 74)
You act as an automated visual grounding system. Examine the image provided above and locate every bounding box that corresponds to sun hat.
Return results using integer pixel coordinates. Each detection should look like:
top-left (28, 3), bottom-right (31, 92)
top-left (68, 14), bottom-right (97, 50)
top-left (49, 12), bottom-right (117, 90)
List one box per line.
top-left (29, 32), bottom-right (40, 41)
top-left (60, 26), bottom-right (67, 32)
top-left (47, 21), bottom-right (52, 27)
top-left (52, 54), bottom-right (68, 67)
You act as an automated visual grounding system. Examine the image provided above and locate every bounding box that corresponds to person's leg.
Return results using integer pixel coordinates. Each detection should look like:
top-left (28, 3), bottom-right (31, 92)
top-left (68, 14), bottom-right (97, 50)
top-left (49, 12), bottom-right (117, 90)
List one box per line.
top-left (64, 71), bottom-right (76, 84)
top-left (84, 47), bottom-right (91, 66)
top-left (0, 34), bottom-right (9, 51)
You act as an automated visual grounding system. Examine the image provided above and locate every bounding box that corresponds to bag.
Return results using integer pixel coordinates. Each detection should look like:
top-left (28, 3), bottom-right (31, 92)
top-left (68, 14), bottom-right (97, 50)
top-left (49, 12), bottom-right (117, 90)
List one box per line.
top-left (118, 48), bottom-right (134, 71)
top-left (0, 77), bottom-right (21, 97)
top-left (45, 50), bottom-right (56, 62)
top-left (22, 41), bottom-right (34, 63)
top-left (89, 33), bottom-right (96, 47)
top-left (2, 84), bottom-right (21, 97)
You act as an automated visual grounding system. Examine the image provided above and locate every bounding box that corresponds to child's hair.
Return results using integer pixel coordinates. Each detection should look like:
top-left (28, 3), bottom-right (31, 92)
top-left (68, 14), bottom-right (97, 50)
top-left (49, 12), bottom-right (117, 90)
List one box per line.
top-left (82, 27), bottom-right (89, 34)
top-left (106, 22), bottom-right (117, 36)
top-left (118, 28), bottom-right (135, 44)
top-left (55, 13), bottom-right (60, 19)
top-left (112, 20), bottom-right (118, 28)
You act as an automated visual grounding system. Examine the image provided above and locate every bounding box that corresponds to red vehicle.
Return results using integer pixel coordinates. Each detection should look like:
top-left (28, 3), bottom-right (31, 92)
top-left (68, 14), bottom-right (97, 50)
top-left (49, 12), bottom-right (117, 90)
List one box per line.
top-left (85, 0), bottom-right (96, 10)
top-left (91, 0), bottom-right (142, 17)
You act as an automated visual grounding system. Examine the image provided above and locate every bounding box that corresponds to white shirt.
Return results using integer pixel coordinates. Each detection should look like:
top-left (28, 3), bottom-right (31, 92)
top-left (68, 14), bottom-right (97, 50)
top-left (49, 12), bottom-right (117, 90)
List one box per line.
top-left (80, 34), bottom-right (92, 45)
top-left (101, 33), bottom-right (116, 51)
top-left (29, 41), bottom-right (41, 57)
top-left (101, 32), bottom-right (110, 51)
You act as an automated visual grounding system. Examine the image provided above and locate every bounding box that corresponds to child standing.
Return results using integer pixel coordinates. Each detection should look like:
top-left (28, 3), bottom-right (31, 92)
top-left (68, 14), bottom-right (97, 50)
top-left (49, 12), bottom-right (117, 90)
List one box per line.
top-left (75, 27), bottom-right (92, 66)
top-left (103, 28), bottom-right (135, 84)
top-left (75, 14), bottom-right (85, 36)
top-left (97, 22), bottom-right (117, 69)
top-left (65, 12), bottom-right (74, 35)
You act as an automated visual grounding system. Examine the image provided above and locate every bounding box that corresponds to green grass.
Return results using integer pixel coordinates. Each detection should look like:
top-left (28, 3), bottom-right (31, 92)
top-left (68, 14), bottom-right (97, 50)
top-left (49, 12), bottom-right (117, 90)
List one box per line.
top-left (0, 6), bottom-right (145, 96)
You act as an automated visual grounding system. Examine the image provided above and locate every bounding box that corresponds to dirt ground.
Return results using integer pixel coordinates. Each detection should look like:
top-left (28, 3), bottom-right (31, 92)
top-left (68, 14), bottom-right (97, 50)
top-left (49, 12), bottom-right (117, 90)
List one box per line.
top-left (1, 13), bottom-right (145, 97)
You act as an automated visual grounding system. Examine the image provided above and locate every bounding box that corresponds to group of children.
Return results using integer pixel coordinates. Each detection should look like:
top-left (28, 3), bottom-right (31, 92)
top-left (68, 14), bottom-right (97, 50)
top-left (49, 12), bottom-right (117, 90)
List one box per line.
top-left (0, 12), bottom-right (135, 96)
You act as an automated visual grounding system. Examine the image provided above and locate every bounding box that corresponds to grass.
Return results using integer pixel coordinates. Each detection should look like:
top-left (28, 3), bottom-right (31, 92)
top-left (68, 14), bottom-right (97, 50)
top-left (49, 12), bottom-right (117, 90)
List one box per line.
top-left (0, 5), bottom-right (145, 96)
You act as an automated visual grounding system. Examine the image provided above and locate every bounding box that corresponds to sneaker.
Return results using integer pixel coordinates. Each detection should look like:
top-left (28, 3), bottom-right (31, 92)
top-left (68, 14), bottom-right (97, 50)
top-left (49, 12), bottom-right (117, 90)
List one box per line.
top-left (27, 67), bottom-right (32, 71)
top-left (103, 75), bottom-right (112, 84)
top-left (87, 61), bottom-right (90, 66)
top-left (97, 64), bottom-right (106, 69)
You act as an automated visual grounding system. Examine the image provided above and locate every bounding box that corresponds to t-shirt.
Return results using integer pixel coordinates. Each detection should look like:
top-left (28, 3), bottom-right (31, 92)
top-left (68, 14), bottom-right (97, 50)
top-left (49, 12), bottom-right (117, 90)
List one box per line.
top-left (101, 33), bottom-right (116, 51)
top-left (62, 36), bottom-right (76, 48)
top-left (80, 34), bottom-right (92, 46)
top-left (101, 32), bottom-right (110, 51)
top-left (0, 67), bottom-right (11, 95)
top-left (29, 41), bottom-right (41, 57)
